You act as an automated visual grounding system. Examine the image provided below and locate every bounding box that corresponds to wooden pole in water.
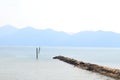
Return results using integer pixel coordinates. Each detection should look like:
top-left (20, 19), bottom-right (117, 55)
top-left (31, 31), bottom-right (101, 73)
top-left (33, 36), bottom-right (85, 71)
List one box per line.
top-left (36, 47), bottom-right (41, 60)
top-left (36, 48), bottom-right (38, 60)
top-left (39, 47), bottom-right (40, 54)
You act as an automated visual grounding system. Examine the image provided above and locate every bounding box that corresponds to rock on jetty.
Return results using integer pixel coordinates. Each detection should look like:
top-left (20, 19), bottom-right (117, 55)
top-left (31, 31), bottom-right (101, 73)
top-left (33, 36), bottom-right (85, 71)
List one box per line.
top-left (53, 56), bottom-right (120, 80)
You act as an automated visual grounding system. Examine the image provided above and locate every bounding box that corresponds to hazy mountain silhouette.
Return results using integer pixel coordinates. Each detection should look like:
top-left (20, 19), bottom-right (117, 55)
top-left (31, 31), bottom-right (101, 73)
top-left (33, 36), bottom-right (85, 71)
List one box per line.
top-left (0, 25), bottom-right (120, 47)
top-left (0, 25), bottom-right (18, 37)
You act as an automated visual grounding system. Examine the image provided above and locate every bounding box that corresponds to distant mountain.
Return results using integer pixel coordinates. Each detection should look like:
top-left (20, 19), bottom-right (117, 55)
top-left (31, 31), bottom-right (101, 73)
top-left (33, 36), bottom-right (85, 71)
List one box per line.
top-left (0, 25), bottom-right (120, 47)
top-left (0, 25), bottom-right (18, 37)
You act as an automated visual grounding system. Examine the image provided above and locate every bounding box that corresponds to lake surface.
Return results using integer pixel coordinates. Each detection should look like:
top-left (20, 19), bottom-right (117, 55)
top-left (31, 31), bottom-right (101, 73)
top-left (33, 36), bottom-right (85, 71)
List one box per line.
top-left (0, 46), bottom-right (119, 80)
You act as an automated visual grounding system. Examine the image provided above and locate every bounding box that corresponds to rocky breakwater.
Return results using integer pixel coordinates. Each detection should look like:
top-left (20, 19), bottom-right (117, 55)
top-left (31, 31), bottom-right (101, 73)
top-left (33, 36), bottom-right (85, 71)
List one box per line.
top-left (53, 56), bottom-right (120, 80)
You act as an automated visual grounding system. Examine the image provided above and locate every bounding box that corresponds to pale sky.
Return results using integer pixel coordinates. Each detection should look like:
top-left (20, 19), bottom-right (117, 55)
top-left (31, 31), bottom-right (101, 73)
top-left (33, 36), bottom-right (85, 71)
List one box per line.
top-left (0, 0), bottom-right (120, 33)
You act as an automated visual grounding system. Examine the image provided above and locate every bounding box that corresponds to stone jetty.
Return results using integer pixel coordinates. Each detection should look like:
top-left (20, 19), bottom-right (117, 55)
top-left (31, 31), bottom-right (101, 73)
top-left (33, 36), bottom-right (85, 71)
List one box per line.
top-left (53, 56), bottom-right (120, 80)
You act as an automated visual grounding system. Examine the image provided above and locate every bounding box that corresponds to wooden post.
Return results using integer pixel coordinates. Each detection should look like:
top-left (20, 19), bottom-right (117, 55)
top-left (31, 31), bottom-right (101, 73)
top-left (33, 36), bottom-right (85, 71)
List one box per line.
top-left (36, 48), bottom-right (38, 60)
top-left (39, 47), bottom-right (40, 54)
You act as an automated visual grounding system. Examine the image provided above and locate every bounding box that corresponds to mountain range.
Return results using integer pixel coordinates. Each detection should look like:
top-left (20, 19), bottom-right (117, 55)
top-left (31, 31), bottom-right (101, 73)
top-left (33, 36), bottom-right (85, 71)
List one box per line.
top-left (0, 25), bottom-right (120, 47)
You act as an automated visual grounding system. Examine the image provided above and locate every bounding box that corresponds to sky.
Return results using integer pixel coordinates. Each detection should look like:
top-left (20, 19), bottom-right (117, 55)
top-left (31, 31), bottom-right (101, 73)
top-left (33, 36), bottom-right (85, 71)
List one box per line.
top-left (0, 0), bottom-right (120, 33)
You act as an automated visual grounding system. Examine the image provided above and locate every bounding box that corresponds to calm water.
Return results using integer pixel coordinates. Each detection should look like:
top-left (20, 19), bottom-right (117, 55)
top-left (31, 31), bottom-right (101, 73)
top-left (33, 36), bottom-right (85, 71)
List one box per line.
top-left (0, 46), bottom-right (119, 80)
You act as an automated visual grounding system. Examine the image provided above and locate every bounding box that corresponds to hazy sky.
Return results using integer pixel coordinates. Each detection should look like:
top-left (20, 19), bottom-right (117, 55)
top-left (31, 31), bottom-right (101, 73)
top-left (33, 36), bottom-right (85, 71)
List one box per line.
top-left (0, 0), bottom-right (120, 33)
